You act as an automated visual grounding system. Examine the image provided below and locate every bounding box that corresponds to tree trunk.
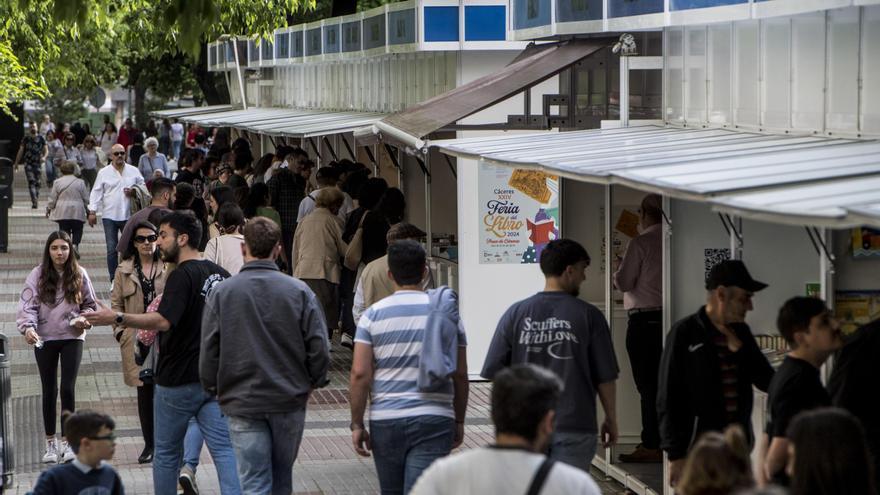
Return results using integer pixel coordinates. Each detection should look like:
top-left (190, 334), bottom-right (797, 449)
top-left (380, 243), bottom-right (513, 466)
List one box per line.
top-left (133, 82), bottom-right (148, 130)
top-left (192, 48), bottom-right (228, 106)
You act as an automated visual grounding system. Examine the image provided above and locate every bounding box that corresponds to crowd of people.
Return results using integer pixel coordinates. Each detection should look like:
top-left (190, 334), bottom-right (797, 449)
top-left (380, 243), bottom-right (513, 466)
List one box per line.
top-left (14, 114), bottom-right (880, 495)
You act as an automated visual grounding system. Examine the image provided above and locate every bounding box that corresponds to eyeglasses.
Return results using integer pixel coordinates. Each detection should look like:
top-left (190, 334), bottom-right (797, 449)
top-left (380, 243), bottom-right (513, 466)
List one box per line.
top-left (134, 234), bottom-right (158, 243)
top-left (112, 151), bottom-right (125, 156)
top-left (88, 434), bottom-right (116, 442)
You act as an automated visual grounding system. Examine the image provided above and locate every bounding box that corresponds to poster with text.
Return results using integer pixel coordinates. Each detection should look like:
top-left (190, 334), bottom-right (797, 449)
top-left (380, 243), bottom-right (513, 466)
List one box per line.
top-left (478, 164), bottom-right (560, 264)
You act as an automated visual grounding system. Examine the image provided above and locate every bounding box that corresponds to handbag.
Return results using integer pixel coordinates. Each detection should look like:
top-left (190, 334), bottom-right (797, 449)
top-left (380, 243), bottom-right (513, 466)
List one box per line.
top-left (343, 211), bottom-right (367, 271)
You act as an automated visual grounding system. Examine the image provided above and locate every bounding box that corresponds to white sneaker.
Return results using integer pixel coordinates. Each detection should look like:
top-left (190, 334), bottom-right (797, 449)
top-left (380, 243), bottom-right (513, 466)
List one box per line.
top-left (340, 333), bottom-right (354, 349)
top-left (42, 438), bottom-right (58, 463)
top-left (59, 440), bottom-right (75, 463)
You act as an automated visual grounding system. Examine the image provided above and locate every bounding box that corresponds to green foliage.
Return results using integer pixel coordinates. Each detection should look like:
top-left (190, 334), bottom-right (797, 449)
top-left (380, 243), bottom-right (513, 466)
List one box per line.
top-left (0, 39), bottom-right (46, 116)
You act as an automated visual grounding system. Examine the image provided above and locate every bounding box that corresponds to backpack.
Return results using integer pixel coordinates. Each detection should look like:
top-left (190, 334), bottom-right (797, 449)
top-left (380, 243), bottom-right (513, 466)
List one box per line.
top-left (418, 286), bottom-right (460, 392)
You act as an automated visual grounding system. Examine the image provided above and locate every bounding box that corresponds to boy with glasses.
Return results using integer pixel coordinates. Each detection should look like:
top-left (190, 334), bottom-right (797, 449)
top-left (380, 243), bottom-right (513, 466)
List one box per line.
top-left (31, 410), bottom-right (125, 494)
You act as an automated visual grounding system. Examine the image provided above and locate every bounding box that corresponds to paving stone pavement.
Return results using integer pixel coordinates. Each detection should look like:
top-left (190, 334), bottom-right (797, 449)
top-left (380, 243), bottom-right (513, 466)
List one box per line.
top-left (1, 171), bottom-right (626, 494)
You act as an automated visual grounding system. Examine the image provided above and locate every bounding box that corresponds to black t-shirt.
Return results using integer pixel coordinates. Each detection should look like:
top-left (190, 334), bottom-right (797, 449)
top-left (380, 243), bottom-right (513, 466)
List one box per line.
top-left (766, 355), bottom-right (830, 439)
top-left (482, 292), bottom-right (619, 433)
top-left (155, 259), bottom-right (230, 387)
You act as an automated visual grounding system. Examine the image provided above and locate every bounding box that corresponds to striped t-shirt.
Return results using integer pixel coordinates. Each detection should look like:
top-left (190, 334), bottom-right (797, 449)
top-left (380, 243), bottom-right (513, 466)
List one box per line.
top-left (355, 290), bottom-right (467, 421)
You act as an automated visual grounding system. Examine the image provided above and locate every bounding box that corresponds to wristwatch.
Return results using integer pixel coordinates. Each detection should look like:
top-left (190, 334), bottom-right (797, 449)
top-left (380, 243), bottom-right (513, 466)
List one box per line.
top-left (115, 312), bottom-right (124, 325)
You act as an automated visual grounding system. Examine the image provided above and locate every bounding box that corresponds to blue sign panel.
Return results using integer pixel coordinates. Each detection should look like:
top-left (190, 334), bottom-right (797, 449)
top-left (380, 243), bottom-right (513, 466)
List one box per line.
top-left (248, 40), bottom-right (258, 63)
top-left (556, 0), bottom-right (602, 22)
top-left (389, 9), bottom-right (416, 45)
top-left (261, 39), bottom-right (273, 60)
top-left (465, 6), bottom-right (506, 41)
top-left (226, 42), bottom-right (234, 62)
top-left (306, 27), bottom-right (322, 56)
top-left (513, 0), bottom-right (551, 30)
top-left (275, 32), bottom-right (290, 58)
top-left (364, 14), bottom-right (387, 50)
top-left (343, 21), bottom-right (362, 52)
top-left (608, 0), bottom-right (664, 17)
top-left (670, 0), bottom-right (746, 8)
top-left (292, 31), bottom-right (304, 57)
top-left (325, 24), bottom-right (341, 53)
top-left (424, 6), bottom-right (459, 42)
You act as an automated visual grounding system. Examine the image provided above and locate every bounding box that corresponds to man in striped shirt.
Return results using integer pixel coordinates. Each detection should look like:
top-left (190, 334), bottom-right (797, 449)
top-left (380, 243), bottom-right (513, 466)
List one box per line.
top-left (349, 240), bottom-right (469, 494)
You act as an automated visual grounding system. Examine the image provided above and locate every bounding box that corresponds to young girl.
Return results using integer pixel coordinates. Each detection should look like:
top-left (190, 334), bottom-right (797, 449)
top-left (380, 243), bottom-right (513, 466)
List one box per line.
top-left (17, 231), bottom-right (97, 464)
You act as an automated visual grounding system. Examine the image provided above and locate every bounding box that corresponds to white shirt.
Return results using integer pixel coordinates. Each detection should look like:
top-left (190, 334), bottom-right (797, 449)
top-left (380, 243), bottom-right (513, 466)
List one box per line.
top-left (203, 234), bottom-right (245, 275)
top-left (170, 123), bottom-right (185, 141)
top-left (297, 188), bottom-right (354, 223)
top-left (88, 164), bottom-right (145, 221)
top-left (410, 448), bottom-right (601, 495)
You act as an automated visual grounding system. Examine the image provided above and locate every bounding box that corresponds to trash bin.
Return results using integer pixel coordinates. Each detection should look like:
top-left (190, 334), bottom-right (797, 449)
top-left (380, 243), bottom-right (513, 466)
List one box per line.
top-left (0, 333), bottom-right (13, 488)
top-left (0, 157), bottom-right (12, 253)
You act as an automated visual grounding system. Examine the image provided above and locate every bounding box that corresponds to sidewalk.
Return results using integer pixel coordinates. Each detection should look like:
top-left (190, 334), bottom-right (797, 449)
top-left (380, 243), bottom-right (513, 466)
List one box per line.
top-left (2, 171), bottom-right (624, 494)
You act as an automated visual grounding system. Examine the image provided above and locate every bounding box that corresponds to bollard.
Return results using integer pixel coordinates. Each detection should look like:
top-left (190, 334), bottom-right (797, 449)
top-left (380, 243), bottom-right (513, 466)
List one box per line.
top-left (0, 333), bottom-right (13, 488)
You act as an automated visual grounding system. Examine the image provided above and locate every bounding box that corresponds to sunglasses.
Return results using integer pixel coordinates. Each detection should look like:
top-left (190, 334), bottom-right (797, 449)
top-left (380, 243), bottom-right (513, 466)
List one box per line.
top-left (112, 151), bottom-right (125, 156)
top-left (134, 234), bottom-right (158, 243)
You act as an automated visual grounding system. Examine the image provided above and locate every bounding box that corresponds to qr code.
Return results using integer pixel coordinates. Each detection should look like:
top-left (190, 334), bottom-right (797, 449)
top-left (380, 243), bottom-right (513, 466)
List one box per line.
top-left (704, 248), bottom-right (731, 281)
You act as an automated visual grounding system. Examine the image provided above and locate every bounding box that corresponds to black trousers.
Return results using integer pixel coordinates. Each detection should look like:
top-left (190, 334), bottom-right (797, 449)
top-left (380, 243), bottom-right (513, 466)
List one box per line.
top-left (338, 267), bottom-right (357, 338)
top-left (34, 339), bottom-right (83, 437)
top-left (137, 383), bottom-right (154, 449)
top-left (56, 220), bottom-right (84, 248)
top-left (625, 310), bottom-right (663, 449)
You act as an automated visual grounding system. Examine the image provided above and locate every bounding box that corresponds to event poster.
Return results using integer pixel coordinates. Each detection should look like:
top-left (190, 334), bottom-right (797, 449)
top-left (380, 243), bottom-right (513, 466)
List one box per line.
top-left (478, 164), bottom-right (560, 264)
top-left (835, 291), bottom-right (880, 335)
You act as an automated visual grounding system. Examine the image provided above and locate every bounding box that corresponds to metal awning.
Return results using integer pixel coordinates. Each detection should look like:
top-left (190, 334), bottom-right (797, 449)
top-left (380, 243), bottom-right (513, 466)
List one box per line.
top-left (179, 107), bottom-right (387, 138)
top-left (353, 38), bottom-right (611, 149)
top-left (149, 105), bottom-right (235, 119)
top-left (431, 125), bottom-right (880, 228)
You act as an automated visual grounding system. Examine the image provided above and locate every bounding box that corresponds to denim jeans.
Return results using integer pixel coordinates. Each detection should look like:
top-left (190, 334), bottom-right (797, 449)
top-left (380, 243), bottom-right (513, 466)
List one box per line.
top-left (102, 218), bottom-right (127, 281)
top-left (172, 139), bottom-right (183, 160)
top-left (153, 383), bottom-right (241, 495)
top-left (184, 417), bottom-right (204, 471)
top-left (370, 415), bottom-right (454, 495)
top-left (548, 430), bottom-right (598, 472)
top-left (228, 409), bottom-right (307, 495)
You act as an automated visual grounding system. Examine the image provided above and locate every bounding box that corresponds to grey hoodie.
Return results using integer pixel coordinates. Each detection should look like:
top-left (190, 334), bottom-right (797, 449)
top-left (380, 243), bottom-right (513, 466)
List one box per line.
top-left (200, 259), bottom-right (330, 416)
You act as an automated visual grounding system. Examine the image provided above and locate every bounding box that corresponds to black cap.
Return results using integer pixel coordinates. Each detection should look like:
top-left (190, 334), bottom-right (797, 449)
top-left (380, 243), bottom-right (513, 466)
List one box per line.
top-left (705, 260), bottom-right (768, 292)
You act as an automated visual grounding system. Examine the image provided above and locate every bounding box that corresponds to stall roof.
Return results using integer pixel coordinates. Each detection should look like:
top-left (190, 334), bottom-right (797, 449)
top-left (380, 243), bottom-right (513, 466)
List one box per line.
top-left (179, 107), bottom-right (387, 138)
top-left (431, 125), bottom-right (880, 228)
top-left (149, 105), bottom-right (235, 119)
top-left (353, 38), bottom-right (611, 149)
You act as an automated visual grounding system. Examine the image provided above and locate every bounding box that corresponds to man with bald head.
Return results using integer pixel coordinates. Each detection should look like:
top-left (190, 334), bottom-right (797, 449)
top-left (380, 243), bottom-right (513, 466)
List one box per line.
top-left (88, 143), bottom-right (145, 280)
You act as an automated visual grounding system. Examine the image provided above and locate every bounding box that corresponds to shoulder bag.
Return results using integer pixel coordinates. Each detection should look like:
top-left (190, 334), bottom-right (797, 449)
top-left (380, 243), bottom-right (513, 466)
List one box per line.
top-left (343, 211), bottom-right (367, 271)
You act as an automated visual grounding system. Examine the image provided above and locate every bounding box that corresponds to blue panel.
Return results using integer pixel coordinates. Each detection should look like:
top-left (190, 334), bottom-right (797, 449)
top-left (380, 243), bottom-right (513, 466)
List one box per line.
top-left (465, 6), bottom-right (506, 41)
top-left (364, 15), bottom-right (386, 50)
top-left (670, 0), bottom-right (746, 8)
top-left (275, 33), bottom-right (290, 58)
top-left (227, 43), bottom-right (234, 61)
top-left (389, 9), bottom-right (416, 45)
top-left (424, 6), bottom-right (459, 42)
top-left (248, 40), bottom-right (258, 62)
top-left (261, 40), bottom-right (273, 59)
top-left (343, 21), bottom-right (362, 52)
top-left (325, 24), bottom-right (341, 53)
top-left (556, 0), bottom-right (602, 22)
top-left (292, 32), bottom-right (304, 57)
top-left (608, 0), bottom-right (664, 17)
top-left (513, 0), bottom-right (551, 30)
top-left (306, 27), bottom-right (322, 56)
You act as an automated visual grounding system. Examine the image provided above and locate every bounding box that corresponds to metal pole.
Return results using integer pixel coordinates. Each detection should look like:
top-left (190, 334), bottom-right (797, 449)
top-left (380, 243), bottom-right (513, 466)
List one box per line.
top-left (661, 194), bottom-right (672, 493)
top-left (425, 152), bottom-right (432, 258)
top-left (620, 55), bottom-right (630, 128)
top-left (603, 184), bottom-right (613, 478)
top-left (231, 39), bottom-right (248, 110)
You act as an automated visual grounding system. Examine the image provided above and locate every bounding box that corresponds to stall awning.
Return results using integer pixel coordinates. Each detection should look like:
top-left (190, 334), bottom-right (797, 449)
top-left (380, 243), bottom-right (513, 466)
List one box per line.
top-left (149, 105), bottom-right (235, 119)
top-left (179, 107), bottom-right (387, 139)
top-left (432, 125), bottom-right (880, 228)
top-left (353, 38), bottom-right (611, 149)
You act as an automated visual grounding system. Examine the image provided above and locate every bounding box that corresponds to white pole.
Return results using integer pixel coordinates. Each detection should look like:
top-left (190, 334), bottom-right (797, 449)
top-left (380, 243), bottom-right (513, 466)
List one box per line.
top-left (620, 56), bottom-right (630, 128)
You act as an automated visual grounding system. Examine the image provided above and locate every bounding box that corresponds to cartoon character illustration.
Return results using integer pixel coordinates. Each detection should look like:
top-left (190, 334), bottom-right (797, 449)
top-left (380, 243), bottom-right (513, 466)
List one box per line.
top-left (523, 208), bottom-right (559, 263)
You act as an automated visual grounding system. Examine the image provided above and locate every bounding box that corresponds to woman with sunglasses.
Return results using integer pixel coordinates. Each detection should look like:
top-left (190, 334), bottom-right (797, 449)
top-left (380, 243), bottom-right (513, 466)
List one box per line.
top-left (54, 132), bottom-right (82, 179)
top-left (98, 122), bottom-right (117, 164)
top-left (16, 231), bottom-right (97, 464)
top-left (110, 221), bottom-right (171, 464)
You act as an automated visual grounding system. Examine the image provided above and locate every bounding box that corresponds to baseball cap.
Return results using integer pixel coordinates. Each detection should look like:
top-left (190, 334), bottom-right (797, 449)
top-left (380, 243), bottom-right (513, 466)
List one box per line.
top-left (387, 222), bottom-right (427, 243)
top-left (705, 260), bottom-right (768, 292)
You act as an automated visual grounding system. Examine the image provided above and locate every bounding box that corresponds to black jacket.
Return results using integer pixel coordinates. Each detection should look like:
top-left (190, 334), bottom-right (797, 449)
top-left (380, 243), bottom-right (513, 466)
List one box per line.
top-left (657, 306), bottom-right (774, 460)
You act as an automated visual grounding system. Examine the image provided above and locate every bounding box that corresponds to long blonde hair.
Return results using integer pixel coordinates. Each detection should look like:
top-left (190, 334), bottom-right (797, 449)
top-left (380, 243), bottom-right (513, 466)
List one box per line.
top-left (678, 425), bottom-right (754, 495)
